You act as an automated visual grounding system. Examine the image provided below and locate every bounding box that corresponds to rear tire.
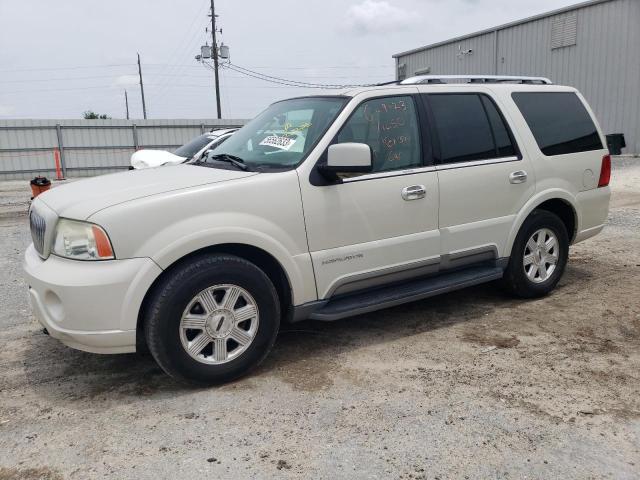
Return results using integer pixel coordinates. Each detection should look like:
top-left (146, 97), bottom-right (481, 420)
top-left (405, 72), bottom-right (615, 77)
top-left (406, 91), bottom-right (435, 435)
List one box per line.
top-left (502, 210), bottom-right (569, 298)
top-left (144, 253), bottom-right (280, 385)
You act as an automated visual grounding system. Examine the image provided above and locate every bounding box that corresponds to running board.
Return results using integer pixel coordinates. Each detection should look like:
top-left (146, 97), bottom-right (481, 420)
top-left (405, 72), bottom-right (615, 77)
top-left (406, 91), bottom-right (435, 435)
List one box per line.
top-left (309, 266), bottom-right (504, 321)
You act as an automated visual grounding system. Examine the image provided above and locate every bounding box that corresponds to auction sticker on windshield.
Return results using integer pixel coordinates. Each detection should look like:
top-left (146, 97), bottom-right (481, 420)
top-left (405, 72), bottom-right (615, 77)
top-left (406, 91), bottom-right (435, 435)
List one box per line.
top-left (259, 135), bottom-right (297, 151)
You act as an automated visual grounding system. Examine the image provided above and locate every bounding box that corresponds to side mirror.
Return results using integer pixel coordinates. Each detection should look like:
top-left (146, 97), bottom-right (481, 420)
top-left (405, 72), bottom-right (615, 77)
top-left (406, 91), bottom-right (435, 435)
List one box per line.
top-left (319, 143), bottom-right (372, 180)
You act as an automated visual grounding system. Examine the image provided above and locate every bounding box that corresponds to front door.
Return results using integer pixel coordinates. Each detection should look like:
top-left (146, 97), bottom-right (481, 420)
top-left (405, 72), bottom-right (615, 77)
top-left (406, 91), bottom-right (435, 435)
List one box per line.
top-left (299, 94), bottom-right (440, 300)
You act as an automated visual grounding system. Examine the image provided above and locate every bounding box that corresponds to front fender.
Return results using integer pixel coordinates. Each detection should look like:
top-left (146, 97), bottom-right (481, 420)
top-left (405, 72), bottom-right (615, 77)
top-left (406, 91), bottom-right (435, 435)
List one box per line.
top-left (88, 171), bottom-right (316, 306)
top-left (149, 218), bottom-right (316, 305)
top-left (504, 188), bottom-right (578, 257)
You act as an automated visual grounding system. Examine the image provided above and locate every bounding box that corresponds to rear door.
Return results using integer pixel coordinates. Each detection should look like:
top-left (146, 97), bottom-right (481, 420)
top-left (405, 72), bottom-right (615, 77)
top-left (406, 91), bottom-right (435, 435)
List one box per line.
top-left (422, 91), bottom-right (535, 263)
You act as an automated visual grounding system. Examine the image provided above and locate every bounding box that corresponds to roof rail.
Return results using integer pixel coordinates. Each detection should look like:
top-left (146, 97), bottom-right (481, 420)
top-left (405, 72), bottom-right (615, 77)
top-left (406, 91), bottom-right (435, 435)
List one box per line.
top-left (400, 75), bottom-right (552, 85)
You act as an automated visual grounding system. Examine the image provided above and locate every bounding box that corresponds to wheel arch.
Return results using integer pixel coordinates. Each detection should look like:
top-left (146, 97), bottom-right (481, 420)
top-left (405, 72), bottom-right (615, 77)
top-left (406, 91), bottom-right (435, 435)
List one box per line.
top-left (505, 190), bottom-right (578, 258)
top-left (136, 243), bottom-right (295, 351)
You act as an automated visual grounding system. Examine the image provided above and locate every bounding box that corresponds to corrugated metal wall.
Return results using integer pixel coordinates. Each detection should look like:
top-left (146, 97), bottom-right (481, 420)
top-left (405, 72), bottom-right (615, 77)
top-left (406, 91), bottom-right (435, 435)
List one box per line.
top-left (394, 0), bottom-right (640, 154)
top-left (398, 31), bottom-right (498, 78)
top-left (0, 118), bottom-right (248, 180)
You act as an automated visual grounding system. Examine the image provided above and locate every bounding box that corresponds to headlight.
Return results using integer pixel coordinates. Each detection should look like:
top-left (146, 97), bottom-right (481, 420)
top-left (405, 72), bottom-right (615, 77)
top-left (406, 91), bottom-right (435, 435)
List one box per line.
top-left (52, 219), bottom-right (115, 260)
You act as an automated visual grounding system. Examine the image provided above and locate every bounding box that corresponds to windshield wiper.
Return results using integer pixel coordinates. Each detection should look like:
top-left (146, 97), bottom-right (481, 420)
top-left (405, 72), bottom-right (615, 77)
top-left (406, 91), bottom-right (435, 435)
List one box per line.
top-left (206, 153), bottom-right (250, 171)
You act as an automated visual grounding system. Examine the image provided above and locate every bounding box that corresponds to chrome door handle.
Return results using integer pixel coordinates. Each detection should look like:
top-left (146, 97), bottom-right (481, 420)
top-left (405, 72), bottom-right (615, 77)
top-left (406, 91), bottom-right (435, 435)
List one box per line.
top-left (401, 185), bottom-right (426, 201)
top-left (509, 170), bottom-right (528, 184)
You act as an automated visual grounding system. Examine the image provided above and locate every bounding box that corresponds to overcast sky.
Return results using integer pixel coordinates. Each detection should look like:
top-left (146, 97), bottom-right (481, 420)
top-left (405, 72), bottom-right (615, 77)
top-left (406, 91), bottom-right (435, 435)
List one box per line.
top-left (0, 0), bottom-right (578, 120)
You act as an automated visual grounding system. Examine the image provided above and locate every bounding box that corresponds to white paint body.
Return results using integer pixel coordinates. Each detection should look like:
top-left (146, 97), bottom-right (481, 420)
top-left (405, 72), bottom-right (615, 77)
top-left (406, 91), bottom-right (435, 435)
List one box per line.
top-left (23, 83), bottom-right (610, 354)
top-left (130, 149), bottom-right (186, 169)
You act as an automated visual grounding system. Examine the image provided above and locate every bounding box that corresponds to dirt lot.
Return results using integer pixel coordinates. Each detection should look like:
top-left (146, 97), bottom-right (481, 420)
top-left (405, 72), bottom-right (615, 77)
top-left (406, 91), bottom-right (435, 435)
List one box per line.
top-left (0, 160), bottom-right (639, 479)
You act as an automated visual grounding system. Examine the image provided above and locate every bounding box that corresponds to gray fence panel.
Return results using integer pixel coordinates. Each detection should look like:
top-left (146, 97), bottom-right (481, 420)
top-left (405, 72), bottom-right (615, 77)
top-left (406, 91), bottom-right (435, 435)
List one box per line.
top-left (0, 118), bottom-right (248, 180)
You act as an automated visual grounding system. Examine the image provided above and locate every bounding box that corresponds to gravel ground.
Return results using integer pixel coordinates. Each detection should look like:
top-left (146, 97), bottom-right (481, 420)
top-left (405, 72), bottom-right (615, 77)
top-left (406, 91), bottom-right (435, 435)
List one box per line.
top-left (0, 160), bottom-right (639, 479)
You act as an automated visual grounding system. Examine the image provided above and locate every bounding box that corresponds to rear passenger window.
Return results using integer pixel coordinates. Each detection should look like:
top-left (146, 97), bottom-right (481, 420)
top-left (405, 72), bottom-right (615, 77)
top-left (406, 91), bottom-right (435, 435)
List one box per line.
top-left (426, 94), bottom-right (516, 164)
top-left (512, 92), bottom-right (603, 156)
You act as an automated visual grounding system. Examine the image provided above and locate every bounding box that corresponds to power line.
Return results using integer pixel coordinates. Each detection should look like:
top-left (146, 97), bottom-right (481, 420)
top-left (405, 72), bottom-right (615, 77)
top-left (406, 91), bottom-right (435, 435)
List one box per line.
top-left (0, 85), bottom-right (122, 95)
top-left (219, 62), bottom-right (378, 89)
top-left (147, 1), bottom-right (211, 103)
top-left (146, 72), bottom-right (390, 80)
top-left (144, 63), bottom-right (392, 70)
top-left (0, 71), bottom-right (389, 87)
top-left (0, 74), bottom-right (137, 84)
top-left (225, 62), bottom-right (373, 88)
top-left (0, 63), bottom-right (135, 73)
top-left (0, 83), bottom-right (316, 95)
top-left (0, 62), bottom-right (391, 75)
top-left (149, 23), bottom-right (210, 100)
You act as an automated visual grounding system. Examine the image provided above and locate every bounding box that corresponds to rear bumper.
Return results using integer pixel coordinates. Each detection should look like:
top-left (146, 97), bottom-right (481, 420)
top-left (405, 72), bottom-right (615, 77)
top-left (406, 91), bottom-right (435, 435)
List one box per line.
top-left (23, 244), bottom-right (162, 354)
top-left (574, 186), bottom-right (610, 243)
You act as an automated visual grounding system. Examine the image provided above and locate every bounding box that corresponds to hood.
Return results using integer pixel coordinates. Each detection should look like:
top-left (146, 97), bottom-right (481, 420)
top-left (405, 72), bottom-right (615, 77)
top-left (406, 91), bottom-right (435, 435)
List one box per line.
top-left (130, 149), bottom-right (185, 169)
top-left (38, 164), bottom-right (258, 220)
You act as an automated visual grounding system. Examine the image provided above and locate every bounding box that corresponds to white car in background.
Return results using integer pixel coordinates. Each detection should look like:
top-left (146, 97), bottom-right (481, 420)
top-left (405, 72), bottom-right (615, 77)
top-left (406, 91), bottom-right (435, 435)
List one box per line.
top-left (130, 128), bottom-right (237, 169)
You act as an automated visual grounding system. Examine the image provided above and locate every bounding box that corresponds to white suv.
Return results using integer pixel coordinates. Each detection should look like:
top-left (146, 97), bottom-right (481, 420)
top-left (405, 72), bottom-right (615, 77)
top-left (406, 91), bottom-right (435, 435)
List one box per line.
top-left (24, 75), bottom-right (611, 385)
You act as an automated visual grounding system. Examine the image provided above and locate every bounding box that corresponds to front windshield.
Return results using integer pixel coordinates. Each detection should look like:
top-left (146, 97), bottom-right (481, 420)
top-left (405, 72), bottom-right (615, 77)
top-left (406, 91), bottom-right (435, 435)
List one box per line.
top-left (203, 97), bottom-right (347, 170)
top-left (174, 135), bottom-right (212, 159)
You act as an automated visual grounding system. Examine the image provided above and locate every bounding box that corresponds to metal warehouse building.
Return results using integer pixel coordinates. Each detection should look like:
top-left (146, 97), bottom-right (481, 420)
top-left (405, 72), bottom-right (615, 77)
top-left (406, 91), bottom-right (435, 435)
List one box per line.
top-left (393, 0), bottom-right (640, 154)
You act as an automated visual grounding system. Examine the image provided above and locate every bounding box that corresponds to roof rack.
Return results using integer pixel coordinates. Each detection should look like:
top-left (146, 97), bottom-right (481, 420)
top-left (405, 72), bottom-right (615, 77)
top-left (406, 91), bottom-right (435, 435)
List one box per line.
top-left (400, 75), bottom-right (552, 85)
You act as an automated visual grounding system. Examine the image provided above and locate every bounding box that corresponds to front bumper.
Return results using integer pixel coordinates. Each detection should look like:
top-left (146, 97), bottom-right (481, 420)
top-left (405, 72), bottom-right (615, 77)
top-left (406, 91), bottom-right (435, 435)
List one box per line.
top-left (23, 244), bottom-right (162, 354)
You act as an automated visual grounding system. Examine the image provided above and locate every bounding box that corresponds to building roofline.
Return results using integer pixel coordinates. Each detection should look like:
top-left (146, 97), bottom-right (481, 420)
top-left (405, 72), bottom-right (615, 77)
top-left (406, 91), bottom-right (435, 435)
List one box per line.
top-left (392, 0), bottom-right (615, 58)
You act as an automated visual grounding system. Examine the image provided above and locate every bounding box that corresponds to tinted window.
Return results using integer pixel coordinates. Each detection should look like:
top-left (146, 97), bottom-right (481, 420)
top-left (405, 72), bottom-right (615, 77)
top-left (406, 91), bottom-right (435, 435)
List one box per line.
top-left (481, 96), bottom-right (516, 158)
top-left (512, 92), bottom-right (603, 156)
top-left (336, 96), bottom-right (421, 173)
top-left (427, 94), bottom-right (515, 164)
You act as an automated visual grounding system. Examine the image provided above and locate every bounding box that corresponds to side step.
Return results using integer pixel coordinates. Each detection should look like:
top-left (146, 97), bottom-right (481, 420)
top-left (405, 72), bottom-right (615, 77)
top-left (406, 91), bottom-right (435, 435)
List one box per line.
top-left (309, 266), bottom-right (503, 321)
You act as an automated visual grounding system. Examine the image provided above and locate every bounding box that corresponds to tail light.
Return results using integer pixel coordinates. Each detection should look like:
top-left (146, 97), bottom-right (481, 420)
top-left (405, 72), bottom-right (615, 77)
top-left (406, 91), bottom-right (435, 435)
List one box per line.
top-left (598, 154), bottom-right (611, 187)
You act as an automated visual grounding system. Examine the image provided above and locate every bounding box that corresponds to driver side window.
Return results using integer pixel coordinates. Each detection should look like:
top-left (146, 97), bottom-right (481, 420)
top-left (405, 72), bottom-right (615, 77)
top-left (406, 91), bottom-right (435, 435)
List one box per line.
top-left (336, 96), bottom-right (422, 174)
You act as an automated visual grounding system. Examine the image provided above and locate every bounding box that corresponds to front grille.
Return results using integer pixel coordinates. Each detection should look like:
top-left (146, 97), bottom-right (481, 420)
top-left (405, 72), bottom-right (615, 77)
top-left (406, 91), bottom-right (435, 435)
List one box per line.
top-left (29, 209), bottom-right (46, 255)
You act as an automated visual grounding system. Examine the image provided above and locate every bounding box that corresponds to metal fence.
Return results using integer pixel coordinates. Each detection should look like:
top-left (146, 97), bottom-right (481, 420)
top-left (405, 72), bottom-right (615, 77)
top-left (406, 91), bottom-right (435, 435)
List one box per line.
top-left (0, 119), bottom-right (248, 180)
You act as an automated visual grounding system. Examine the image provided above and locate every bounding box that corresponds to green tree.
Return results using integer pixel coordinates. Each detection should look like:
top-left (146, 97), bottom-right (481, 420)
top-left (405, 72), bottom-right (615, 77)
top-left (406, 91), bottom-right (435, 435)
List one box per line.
top-left (83, 110), bottom-right (111, 119)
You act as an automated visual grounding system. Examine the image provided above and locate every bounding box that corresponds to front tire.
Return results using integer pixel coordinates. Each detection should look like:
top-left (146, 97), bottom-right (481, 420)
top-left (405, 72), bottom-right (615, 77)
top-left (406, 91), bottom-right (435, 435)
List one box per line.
top-left (502, 210), bottom-right (569, 298)
top-left (144, 254), bottom-right (280, 385)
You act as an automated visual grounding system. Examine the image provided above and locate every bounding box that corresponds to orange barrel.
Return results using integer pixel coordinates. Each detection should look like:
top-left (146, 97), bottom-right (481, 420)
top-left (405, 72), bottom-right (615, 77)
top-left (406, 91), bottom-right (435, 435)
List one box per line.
top-left (30, 176), bottom-right (52, 198)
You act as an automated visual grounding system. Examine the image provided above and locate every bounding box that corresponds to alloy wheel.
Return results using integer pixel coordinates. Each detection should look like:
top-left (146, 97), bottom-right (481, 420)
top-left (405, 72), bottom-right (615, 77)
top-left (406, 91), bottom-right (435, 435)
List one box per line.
top-left (179, 284), bottom-right (259, 364)
top-left (523, 228), bottom-right (559, 283)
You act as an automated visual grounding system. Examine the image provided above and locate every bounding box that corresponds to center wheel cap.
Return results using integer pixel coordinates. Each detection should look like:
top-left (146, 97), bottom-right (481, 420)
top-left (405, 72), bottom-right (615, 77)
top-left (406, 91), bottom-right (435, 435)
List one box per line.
top-left (206, 309), bottom-right (234, 338)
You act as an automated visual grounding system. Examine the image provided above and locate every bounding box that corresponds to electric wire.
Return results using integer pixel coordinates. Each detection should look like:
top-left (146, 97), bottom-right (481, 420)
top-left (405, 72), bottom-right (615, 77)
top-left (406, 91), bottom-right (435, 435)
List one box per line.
top-left (221, 62), bottom-right (378, 89)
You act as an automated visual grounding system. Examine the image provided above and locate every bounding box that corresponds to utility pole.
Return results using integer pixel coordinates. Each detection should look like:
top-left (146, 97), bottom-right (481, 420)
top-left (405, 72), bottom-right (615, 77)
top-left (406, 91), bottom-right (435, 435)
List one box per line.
top-left (210, 0), bottom-right (222, 118)
top-left (137, 53), bottom-right (147, 119)
top-left (124, 90), bottom-right (130, 120)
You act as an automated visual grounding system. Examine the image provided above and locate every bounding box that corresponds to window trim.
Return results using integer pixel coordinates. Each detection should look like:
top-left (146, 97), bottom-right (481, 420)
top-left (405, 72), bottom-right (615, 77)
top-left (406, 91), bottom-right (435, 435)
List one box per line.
top-left (310, 94), bottom-right (433, 186)
top-left (342, 165), bottom-right (437, 184)
top-left (421, 92), bottom-right (522, 166)
top-left (435, 155), bottom-right (520, 172)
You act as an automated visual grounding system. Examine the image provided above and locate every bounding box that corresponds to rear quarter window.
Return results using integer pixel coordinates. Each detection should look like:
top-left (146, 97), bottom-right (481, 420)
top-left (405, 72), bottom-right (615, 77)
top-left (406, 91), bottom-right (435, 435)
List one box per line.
top-left (512, 92), bottom-right (603, 156)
